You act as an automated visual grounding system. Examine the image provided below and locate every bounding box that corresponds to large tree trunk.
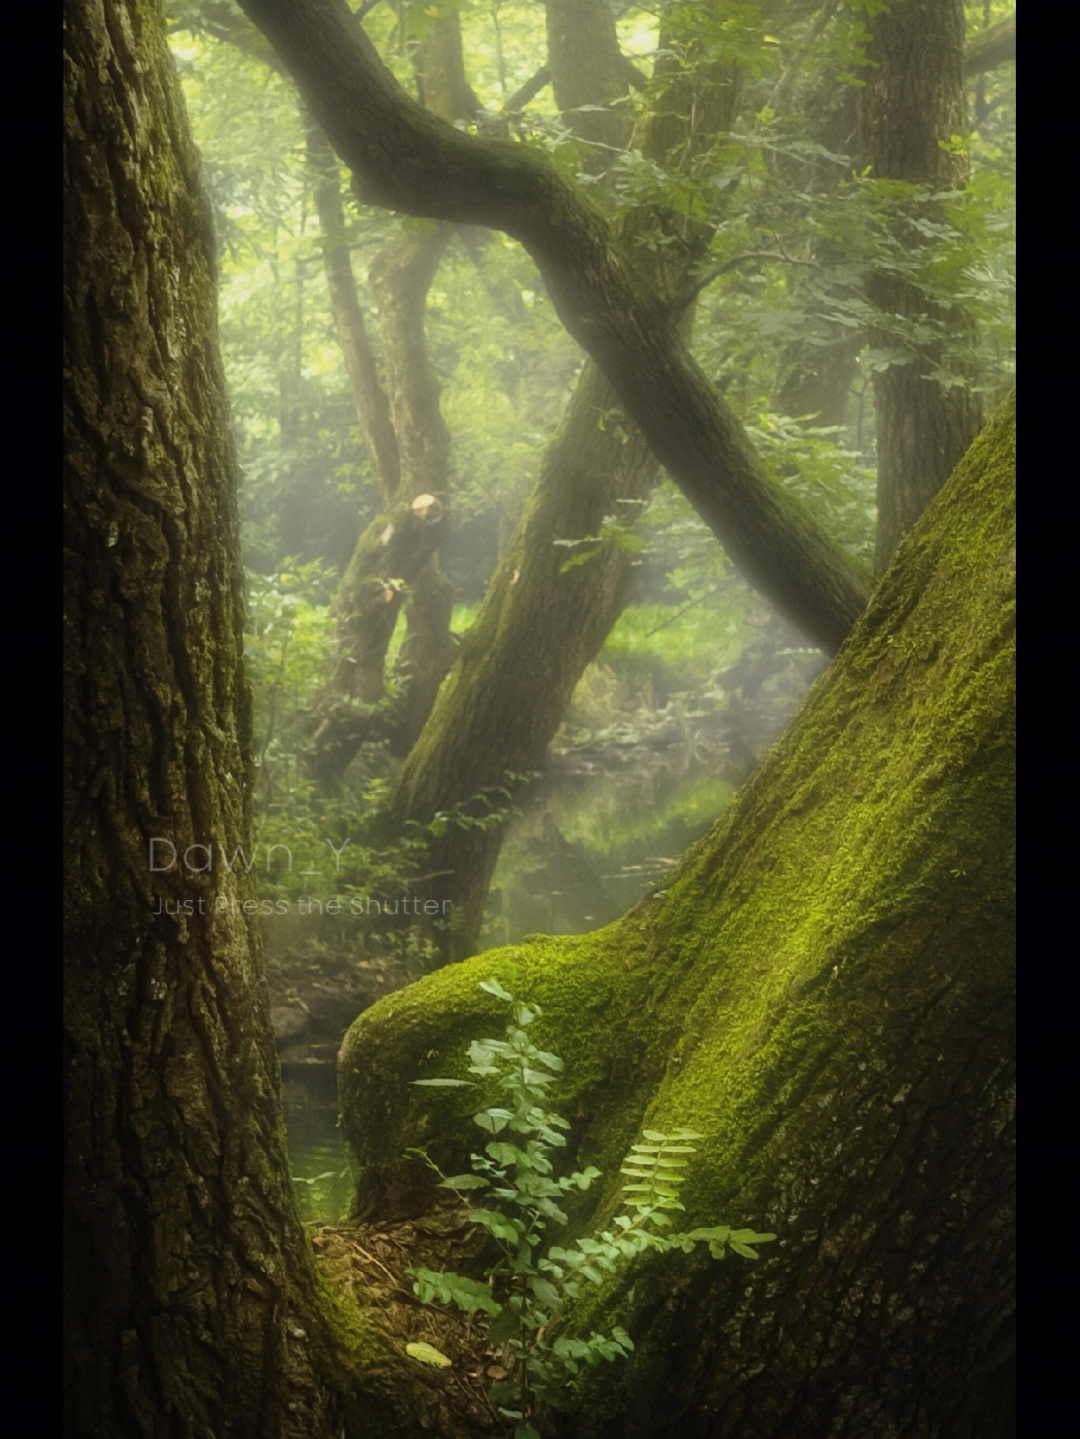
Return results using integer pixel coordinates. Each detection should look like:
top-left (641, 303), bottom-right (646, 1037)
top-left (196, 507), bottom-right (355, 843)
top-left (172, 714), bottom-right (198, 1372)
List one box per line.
top-left (63, 5), bottom-right (348, 1433)
top-left (239, 0), bottom-right (871, 654)
top-left (339, 393), bottom-right (1015, 1436)
top-left (859, 0), bottom-right (983, 572)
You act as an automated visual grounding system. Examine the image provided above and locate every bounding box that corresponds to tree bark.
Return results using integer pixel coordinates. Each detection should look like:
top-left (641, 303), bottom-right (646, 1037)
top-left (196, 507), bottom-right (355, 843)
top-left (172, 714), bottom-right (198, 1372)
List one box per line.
top-left (238, 0), bottom-right (871, 654)
top-left (340, 393), bottom-right (1015, 1436)
top-left (859, 0), bottom-right (983, 573)
top-left (63, 2), bottom-right (344, 1433)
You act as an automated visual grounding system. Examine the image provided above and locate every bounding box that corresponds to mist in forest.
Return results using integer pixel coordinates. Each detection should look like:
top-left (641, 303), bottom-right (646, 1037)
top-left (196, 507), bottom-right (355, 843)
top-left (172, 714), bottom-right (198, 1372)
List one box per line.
top-left (65, 3), bottom-right (1014, 1434)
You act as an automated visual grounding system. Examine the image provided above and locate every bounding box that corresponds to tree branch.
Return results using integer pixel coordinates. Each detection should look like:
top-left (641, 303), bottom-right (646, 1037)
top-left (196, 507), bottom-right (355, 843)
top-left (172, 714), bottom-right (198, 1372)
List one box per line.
top-left (237, 0), bottom-right (871, 652)
top-left (964, 14), bottom-right (1016, 79)
top-left (504, 64), bottom-right (551, 112)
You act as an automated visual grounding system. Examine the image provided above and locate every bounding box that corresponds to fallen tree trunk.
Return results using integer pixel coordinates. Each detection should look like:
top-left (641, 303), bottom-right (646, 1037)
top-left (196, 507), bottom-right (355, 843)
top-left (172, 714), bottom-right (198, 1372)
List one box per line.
top-left (339, 392), bottom-right (1015, 1436)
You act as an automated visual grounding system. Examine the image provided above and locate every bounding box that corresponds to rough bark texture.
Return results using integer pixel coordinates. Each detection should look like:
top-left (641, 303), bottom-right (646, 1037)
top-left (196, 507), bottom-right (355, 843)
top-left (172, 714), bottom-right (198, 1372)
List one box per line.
top-left (340, 393), bottom-right (1015, 1437)
top-left (62, 3), bottom-right (348, 1434)
top-left (238, 0), bottom-right (871, 653)
top-left (859, 0), bottom-right (983, 573)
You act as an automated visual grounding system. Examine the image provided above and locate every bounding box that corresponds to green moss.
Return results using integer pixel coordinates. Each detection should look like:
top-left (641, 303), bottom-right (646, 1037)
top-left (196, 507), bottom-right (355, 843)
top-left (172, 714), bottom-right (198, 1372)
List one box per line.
top-left (338, 396), bottom-right (1015, 1431)
top-left (339, 927), bottom-right (664, 1209)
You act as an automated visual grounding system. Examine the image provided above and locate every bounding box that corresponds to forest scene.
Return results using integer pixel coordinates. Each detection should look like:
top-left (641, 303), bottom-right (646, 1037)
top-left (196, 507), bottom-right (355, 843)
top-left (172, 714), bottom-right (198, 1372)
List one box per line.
top-left (63, 2), bottom-right (1014, 1436)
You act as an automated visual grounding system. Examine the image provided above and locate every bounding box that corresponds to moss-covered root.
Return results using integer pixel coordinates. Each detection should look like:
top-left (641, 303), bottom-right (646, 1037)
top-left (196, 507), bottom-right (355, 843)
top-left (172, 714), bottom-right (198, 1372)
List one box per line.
top-left (338, 393), bottom-right (1015, 1437)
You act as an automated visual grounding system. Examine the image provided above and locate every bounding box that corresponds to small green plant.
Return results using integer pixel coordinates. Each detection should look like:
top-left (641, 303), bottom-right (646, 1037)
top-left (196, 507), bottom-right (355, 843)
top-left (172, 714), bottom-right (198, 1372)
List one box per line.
top-left (407, 981), bottom-right (775, 1438)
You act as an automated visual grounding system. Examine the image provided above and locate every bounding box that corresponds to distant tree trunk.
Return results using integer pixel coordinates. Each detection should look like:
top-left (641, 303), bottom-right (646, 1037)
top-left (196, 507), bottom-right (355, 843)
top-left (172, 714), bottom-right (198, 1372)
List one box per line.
top-left (859, 0), bottom-right (983, 572)
top-left (774, 57), bottom-right (863, 430)
top-left (307, 12), bottom-right (472, 789)
top-left (545, 0), bottom-right (632, 171)
top-left (63, 4), bottom-right (342, 1432)
top-left (380, 4), bottom-right (741, 961)
top-left (340, 393), bottom-right (1016, 1438)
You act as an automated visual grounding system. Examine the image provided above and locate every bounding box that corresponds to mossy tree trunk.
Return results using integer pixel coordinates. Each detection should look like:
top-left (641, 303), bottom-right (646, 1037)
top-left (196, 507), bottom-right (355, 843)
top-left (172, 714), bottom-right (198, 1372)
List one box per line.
top-left (859, 0), bottom-right (983, 573)
top-left (339, 394), bottom-right (1015, 1437)
top-left (239, 0), bottom-right (871, 654)
top-left (63, 4), bottom-right (347, 1432)
top-left (379, 3), bottom-right (741, 961)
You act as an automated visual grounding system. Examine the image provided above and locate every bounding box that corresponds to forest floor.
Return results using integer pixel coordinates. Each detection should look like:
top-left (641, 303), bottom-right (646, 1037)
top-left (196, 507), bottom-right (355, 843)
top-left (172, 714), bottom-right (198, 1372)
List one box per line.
top-left (313, 1210), bottom-right (504, 1436)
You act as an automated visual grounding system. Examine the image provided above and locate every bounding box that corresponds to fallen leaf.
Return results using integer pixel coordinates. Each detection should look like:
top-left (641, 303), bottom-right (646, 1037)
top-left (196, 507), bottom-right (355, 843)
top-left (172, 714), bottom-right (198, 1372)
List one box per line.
top-left (406, 1341), bottom-right (452, 1368)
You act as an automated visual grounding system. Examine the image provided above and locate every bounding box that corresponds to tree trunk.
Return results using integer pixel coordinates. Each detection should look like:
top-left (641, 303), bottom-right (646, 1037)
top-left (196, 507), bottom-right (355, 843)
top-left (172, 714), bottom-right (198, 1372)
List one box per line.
top-left (859, 0), bottom-right (983, 572)
top-left (339, 393), bottom-right (1015, 1436)
top-left (544, 0), bottom-right (632, 171)
top-left (385, 357), bottom-right (659, 956)
top-left (63, 4), bottom-right (345, 1432)
top-left (311, 122), bottom-right (401, 505)
top-left (238, 0), bottom-right (871, 654)
top-left (378, 5), bottom-right (742, 961)
top-left (307, 12), bottom-right (473, 789)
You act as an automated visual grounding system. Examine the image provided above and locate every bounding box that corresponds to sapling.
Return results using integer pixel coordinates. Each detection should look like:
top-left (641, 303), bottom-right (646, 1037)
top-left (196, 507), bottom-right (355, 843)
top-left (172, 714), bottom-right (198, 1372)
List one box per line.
top-left (407, 980), bottom-right (775, 1438)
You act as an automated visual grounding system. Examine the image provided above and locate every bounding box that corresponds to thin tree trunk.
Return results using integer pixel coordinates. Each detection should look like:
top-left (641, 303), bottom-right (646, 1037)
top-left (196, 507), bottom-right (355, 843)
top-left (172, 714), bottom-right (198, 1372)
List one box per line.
top-left (307, 11), bottom-right (472, 787)
top-left (859, 0), bottom-right (983, 572)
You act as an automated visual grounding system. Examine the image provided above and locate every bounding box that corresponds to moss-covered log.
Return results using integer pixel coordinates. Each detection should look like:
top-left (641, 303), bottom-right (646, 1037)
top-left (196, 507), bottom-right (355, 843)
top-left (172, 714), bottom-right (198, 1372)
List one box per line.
top-left (339, 393), bottom-right (1015, 1436)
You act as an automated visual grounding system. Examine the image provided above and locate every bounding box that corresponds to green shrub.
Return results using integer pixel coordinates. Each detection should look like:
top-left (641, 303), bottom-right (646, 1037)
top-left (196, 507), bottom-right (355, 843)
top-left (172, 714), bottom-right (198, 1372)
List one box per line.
top-left (407, 981), bottom-right (775, 1437)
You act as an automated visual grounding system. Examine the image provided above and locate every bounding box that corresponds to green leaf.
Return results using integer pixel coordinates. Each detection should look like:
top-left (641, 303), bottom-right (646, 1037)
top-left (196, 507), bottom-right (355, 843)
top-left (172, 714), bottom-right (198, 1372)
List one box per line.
top-left (489, 1306), bottom-right (523, 1343)
top-left (405, 1341), bottom-right (451, 1368)
top-left (530, 1276), bottom-right (561, 1310)
top-left (478, 978), bottom-right (514, 1003)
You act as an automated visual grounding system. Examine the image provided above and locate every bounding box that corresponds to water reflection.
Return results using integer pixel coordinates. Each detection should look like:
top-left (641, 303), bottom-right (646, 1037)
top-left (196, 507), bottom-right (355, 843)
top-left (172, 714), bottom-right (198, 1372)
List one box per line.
top-left (282, 1079), bottom-right (356, 1225)
top-left (485, 750), bottom-right (733, 945)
